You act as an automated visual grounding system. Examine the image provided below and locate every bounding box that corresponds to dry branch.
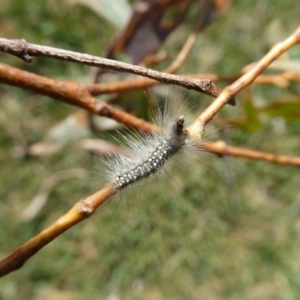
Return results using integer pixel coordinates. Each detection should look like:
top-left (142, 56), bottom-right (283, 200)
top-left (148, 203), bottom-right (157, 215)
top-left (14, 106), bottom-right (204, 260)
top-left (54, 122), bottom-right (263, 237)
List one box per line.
top-left (87, 26), bottom-right (204, 95)
top-left (2, 137), bottom-right (300, 276)
top-left (203, 142), bottom-right (300, 167)
top-left (188, 25), bottom-right (300, 137)
top-left (0, 185), bottom-right (116, 277)
top-left (87, 70), bottom-right (300, 96)
top-left (0, 63), bottom-right (154, 133)
top-left (1, 26), bottom-right (300, 277)
top-left (0, 37), bottom-right (222, 98)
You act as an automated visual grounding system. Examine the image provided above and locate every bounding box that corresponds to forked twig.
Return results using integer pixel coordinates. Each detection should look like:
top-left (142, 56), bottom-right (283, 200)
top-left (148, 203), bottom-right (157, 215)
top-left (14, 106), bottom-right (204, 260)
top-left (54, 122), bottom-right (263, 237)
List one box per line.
top-left (2, 137), bottom-right (300, 277)
top-left (188, 25), bottom-right (300, 137)
top-left (88, 25), bottom-right (199, 95)
top-left (0, 63), bottom-right (154, 133)
top-left (1, 26), bottom-right (300, 277)
top-left (87, 71), bottom-right (300, 95)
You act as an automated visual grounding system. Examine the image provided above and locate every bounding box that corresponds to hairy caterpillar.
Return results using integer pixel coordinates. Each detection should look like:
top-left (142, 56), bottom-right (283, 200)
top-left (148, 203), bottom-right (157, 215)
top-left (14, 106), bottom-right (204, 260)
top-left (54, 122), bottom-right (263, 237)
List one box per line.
top-left (104, 98), bottom-right (202, 192)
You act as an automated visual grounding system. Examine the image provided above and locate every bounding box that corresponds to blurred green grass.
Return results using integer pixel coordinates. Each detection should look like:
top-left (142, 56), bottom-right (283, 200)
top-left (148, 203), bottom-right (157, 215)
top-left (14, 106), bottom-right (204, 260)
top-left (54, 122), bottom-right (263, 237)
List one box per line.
top-left (1, 0), bottom-right (300, 299)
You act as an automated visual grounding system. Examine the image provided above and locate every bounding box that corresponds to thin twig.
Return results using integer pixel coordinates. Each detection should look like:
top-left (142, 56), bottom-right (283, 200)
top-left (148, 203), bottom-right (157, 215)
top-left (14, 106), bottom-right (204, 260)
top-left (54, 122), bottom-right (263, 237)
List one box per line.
top-left (0, 184), bottom-right (116, 277)
top-left (2, 138), bottom-right (300, 276)
top-left (163, 24), bottom-right (198, 74)
top-left (87, 70), bottom-right (300, 96)
top-left (0, 63), bottom-right (154, 133)
top-left (0, 37), bottom-right (222, 98)
top-left (188, 25), bottom-right (300, 137)
top-left (87, 27), bottom-right (218, 97)
top-left (2, 59), bottom-right (298, 168)
top-left (87, 74), bottom-right (221, 95)
top-left (87, 27), bottom-right (199, 94)
top-left (1, 26), bottom-right (300, 277)
top-left (2, 136), bottom-right (300, 276)
top-left (203, 141), bottom-right (300, 167)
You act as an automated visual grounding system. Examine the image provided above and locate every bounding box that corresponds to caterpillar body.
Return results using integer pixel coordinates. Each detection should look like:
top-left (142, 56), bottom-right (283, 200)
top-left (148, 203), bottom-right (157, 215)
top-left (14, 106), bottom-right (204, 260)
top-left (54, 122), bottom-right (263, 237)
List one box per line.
top-left (105, 100), bottom-right (201, 191)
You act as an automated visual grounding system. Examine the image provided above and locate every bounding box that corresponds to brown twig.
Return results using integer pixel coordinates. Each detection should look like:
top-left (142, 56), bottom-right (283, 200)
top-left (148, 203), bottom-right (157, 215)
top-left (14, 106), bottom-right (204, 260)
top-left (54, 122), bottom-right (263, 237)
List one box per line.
top-left (0, 63), bottom-right (154, 133)
top-left (0, 184), bottom-right (116, 277)
top-left (138, 22), bottom-right (197, 71)
top-left (203, 141), bottom-right (300, 167)
top-left (0, 37), bottom-right (222, 98)
top-left (87, 28), bottom-right (199, 95)
top-left (188, 25), bottom-right (300, 137)
top-left (2, 137), bottom-right (300, 276)
top-left (255, 71), bottom-right (300, 87)
top-left (164, 25), bottom-right (198, 74)
top-left (87, 70), bottom-right (300, 96)
top-left (1, 26), bottom-right (300, 277)
top-left (138, 51), bottom-right (167, 67)
top-left (87, 77), bottom-right (161, 95)
top-left (0, 141), bottom-right (300, 277)
top-left (2, 136), bottom-right (300, 277)
top-left (87, 27), bottom-right (202, 95)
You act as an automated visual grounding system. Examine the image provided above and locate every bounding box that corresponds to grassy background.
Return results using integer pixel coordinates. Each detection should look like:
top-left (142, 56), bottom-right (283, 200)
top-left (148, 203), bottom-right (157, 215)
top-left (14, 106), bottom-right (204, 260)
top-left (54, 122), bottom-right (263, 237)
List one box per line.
top-left (1, 0), bottom-right (300, 299)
